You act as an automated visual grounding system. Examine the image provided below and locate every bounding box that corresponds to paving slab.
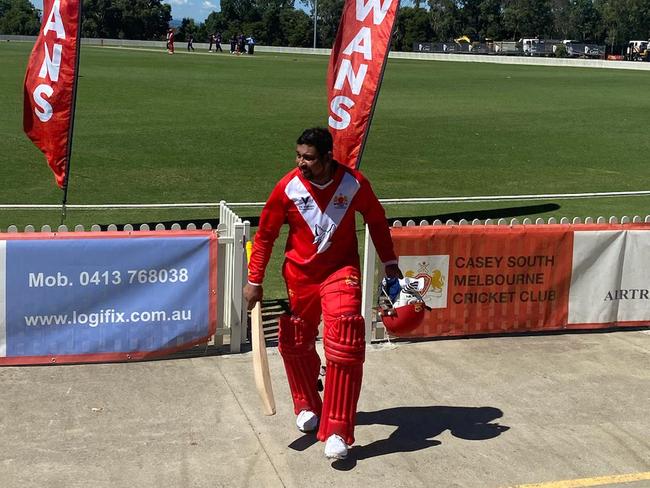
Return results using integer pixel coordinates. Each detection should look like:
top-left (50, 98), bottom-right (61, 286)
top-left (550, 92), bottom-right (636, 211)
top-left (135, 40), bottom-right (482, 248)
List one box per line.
top-left (1, 330), bottom-right (649, 488)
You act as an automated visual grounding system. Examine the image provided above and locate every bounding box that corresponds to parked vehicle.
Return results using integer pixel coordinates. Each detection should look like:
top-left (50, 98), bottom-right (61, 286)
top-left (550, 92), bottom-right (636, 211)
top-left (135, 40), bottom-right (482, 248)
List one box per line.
top-left (521, 38), bottom-right (557, 57)
top-left (626, 40), bottom-right (649, 61)
top-left (521, 38), bottom-right (541, 56)
top-left (563, 40), bottom-right (606, 59)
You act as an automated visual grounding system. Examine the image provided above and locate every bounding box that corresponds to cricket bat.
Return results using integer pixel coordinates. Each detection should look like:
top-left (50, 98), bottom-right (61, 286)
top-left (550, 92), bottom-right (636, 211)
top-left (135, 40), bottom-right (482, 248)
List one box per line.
top-left (251, 301), bottom-right (276, 415)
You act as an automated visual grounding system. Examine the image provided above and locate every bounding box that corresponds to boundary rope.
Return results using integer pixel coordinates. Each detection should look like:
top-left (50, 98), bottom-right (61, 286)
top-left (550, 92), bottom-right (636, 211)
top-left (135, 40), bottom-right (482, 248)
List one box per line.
top-left (1, 190), bottom-right (649, 210)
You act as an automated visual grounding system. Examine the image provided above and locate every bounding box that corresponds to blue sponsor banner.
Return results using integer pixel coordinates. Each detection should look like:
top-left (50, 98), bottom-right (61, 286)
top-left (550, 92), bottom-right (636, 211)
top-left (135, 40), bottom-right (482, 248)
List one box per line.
top-left (1, 233), bottom-right (216, 364)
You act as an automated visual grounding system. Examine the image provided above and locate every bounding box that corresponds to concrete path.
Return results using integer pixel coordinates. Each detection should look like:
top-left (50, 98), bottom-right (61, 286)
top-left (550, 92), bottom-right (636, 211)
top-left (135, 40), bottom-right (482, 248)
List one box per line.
top-left (1, 329), bottom-right (649, 488)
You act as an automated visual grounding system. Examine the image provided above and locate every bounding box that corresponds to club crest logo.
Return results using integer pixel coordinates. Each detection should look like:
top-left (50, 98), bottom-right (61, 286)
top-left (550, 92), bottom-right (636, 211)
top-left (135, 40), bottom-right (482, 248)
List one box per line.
top-left (405, 261), bottom-right (444, 297)
top-left (400, 255), bottom-right (450, 309)
top-left (332, 193), bottom-right (349, 209)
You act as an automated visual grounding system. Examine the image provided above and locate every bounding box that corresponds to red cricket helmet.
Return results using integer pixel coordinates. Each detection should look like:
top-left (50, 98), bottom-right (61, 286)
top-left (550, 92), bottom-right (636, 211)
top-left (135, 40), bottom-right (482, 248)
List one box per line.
top-left (378, 277), bottom-right (427, 335)
top-left (379, 302), bottom-right (425, 335)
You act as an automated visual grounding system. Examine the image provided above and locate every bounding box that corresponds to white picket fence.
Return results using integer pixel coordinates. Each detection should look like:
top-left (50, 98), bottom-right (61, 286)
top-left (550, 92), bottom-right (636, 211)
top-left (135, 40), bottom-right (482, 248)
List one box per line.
top-left (4, 207), bottom-right (650, 349)
top-left (217, 201), bottom-right (250, 353)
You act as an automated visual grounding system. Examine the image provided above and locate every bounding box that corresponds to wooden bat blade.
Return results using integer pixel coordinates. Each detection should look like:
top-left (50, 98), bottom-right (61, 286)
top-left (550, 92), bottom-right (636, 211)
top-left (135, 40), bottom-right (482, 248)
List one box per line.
top-left (251, 302), bottom-right (276, 415)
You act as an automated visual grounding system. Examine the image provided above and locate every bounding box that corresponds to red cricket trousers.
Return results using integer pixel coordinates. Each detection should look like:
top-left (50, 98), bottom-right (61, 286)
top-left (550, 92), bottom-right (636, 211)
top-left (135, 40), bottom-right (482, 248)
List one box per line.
top-left (284, 263), bottom-right (362, 328)
top-left (279, 262), bottom-right (366, 445)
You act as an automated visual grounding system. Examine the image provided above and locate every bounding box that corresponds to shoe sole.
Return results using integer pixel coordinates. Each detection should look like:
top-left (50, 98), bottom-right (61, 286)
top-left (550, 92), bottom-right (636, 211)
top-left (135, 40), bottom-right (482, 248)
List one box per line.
top-left (325, 453), bottom-right (348, 460)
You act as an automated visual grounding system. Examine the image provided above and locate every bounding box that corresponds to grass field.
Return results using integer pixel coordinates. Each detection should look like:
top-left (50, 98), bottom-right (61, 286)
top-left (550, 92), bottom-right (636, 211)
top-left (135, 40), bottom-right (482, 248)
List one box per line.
top-left (2, 42), bottom-right (650, 294)
top-left (3, 42), bottom-right (650, 224)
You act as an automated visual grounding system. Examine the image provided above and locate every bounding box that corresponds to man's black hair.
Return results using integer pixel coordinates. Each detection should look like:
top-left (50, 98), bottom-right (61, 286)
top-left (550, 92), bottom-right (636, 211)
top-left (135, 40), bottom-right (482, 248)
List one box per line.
top-left (296, 127), bottom-right (333, 157)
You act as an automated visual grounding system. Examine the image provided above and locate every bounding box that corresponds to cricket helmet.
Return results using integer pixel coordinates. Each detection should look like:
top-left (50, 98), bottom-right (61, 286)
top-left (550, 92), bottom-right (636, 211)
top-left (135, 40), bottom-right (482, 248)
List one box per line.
top-left (378, 277), bottom-right (427, 335)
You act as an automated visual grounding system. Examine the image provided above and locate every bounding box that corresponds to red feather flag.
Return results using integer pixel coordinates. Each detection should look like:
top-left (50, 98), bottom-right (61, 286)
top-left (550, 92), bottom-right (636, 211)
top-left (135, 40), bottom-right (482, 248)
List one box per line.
top-left (327, 0), bottom-right (399, 169)
top-left (23, 0), bottom-right (82, 189)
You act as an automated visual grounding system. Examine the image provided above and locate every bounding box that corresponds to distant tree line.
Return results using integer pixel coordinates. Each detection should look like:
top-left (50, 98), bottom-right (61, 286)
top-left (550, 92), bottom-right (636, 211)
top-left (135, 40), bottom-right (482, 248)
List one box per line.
top-left (394, 0), bottom-right (650, 53)
top-left (81, 0), bottom-right (172, 40)
top-left (0, 0), bottom-right (328, 46)
top-left (173, 0), bottom-right (322, 47)
top-left (0, 0), bottom-right (39, 34)
top-left (0, 0), bottom-right (172, 39)
top-left (171, 0), bottom-right (353, 48)
top-left (2, 0), bottom-right (650, 53)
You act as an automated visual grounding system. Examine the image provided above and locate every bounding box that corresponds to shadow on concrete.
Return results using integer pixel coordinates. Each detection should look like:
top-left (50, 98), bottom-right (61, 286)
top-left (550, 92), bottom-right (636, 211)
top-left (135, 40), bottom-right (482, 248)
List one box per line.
top-left (95, 202), bottom-right (560, 231)
top-left (94, 218), bottom-right (220, 231)
top-left (388, 203), bottom-right (561, 224)
top-left (387, 325), bottom-right (650, 347)
top-left (331, 405), bottom-right (509, 470)
top-left (245, 298), bottom-right (289, 349)
top-left (287, 434), bottom-right (319, 452)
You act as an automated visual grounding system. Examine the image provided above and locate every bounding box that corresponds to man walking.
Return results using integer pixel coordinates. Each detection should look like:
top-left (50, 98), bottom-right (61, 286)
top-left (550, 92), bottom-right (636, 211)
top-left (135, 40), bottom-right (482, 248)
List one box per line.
top-left (244, 128), bottom-right (402, 460)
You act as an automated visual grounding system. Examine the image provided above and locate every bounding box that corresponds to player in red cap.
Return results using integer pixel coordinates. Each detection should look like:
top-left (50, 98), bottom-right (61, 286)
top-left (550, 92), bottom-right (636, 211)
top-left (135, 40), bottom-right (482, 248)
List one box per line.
top-left (244, 127), bottom-right (402, 460)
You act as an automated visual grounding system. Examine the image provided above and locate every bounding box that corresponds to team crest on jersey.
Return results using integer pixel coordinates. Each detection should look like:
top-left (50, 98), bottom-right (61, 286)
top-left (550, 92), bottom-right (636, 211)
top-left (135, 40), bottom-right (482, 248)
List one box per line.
top-left (332, 193), bottom-right (349, 209)
top-left (294, 195), bottom-right (314, 211)
top-left (313, 223), bottom-right (336, 248)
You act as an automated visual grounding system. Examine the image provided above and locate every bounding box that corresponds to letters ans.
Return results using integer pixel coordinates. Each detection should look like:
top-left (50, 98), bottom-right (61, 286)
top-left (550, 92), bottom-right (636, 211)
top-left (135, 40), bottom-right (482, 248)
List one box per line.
top-left (32, 0), bottom-right (66, 122)
top-left (328, 0), bottom-right (395, 137)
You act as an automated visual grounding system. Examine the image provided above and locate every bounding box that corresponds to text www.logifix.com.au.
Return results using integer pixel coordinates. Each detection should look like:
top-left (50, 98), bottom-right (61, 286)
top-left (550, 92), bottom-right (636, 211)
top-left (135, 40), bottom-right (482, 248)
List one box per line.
top-left (24, 309), bottom-right (192, 328)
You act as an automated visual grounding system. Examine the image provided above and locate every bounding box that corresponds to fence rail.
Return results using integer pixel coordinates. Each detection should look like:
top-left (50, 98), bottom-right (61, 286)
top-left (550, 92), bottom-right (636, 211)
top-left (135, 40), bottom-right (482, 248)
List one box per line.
top-left (4, 35), bottom-right (650, 71)
top-left (2, 190), bottom-right (650, 213)
top-left (2, 201), bottom-right (650, 349)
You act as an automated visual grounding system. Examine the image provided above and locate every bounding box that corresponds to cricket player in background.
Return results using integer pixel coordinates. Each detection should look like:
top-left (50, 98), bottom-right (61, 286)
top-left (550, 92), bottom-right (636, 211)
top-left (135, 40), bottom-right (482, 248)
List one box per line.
top-left (166, 28), bottom-right (174, 54)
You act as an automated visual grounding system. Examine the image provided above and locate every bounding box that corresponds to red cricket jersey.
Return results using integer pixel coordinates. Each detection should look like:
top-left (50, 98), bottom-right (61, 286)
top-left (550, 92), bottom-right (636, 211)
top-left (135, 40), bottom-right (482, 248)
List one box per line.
top-left (248, 164), bottom-right (397, 285)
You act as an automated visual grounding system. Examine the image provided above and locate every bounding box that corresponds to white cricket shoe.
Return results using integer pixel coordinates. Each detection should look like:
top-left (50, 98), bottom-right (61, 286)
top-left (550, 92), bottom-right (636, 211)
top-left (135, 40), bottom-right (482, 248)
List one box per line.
top-left (296, 410), bottom-right (319, 433)
top-left (324, 434), bottom-right (348, 460)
